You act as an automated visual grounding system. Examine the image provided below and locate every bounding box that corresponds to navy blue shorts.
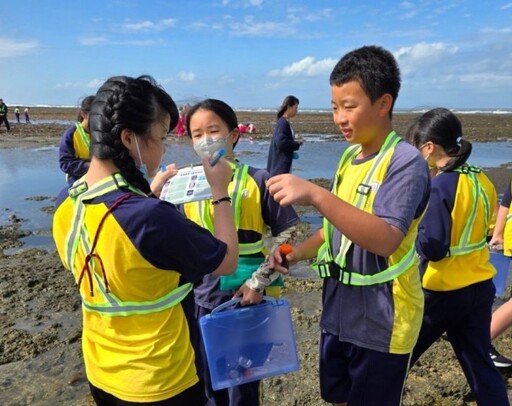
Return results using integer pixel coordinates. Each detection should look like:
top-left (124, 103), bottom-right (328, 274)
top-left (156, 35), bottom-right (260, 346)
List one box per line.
top-left (319, 331), bottom-right (411, 405)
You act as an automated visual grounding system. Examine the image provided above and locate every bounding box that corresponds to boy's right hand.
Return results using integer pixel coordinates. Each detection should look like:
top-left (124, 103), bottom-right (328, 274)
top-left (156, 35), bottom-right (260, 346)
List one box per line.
top-left (202, 156), bottom-right (232, 195)
top-left (269, 245), bottom-right (298, 275)
top-left (266, 174), bottom-right (317, 206)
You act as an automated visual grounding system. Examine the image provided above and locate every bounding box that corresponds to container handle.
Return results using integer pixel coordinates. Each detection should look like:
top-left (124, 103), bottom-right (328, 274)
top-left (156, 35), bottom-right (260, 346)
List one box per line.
top-left (211, 296), bottom-right (277, 316)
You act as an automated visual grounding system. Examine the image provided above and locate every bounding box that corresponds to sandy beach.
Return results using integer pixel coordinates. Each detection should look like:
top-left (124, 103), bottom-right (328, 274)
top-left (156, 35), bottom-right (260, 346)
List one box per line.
top-left (1, 108), bottom-right (512, 405)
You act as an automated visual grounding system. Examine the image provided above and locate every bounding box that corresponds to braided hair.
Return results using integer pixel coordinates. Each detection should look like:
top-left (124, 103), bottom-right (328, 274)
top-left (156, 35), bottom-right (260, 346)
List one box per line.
top-left (89, 75), bottom-right (178, 193)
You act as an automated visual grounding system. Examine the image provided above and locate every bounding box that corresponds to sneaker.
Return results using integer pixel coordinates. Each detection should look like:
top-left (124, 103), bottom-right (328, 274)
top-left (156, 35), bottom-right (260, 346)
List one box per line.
top-left (490, 345), bottom-right (512, 368)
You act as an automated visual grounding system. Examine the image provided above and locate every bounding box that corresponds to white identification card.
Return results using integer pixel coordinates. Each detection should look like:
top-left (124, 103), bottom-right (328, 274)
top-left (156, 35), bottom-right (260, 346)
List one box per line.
top-left (160, 164), bottom-right (212, 204)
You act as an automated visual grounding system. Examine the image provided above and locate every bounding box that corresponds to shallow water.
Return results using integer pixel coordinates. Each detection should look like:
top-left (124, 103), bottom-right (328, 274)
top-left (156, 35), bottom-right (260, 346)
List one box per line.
top-left (1, 136), bottom-right (512, 253)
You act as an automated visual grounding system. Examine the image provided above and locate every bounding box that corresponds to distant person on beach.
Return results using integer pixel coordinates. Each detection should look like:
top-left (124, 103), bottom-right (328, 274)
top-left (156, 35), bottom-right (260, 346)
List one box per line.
top-left (487, 179), bottom-right (512, 367)
top-left (58, 96), bottom-right (95, 184)
top-left (266, 95), bottom-right (303, 176)
top-left (14, 106), bottom-right (20, 123)
top-left (52, 75), bottom-right (238, 405)
top-left (266, 45), bottom-right (430, 406)
top-left (0, 98), bottom-right (11, 131)
top-left (406, 108), bottom-right (508, 405)
top-left (238, 122), bottom-right (256, 134)
top-left (183, 98), bottom-right (299, 405)
top-left (24, 107), bottom-right (30, 123)
top-left (176, 104), bottom-right (190, 137)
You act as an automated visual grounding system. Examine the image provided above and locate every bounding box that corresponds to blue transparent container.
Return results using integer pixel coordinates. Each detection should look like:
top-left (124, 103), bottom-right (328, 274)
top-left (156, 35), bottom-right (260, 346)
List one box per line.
top-left (490, 251), bottom-right (511, 297)
top-left (199, 296), bottom-right (300, 390)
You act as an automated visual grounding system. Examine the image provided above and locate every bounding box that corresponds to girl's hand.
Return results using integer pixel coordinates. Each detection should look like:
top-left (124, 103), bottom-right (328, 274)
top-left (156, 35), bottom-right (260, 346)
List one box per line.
top-left (150, 164), bottom-right (178, 197)
top-left (202, 156), bottom-right (232, 196)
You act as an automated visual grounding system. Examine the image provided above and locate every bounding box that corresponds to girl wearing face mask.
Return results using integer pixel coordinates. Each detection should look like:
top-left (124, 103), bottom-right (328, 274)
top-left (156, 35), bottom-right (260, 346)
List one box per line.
top-left (53, 76), bottom-right (239, 405)
top-left (405, 108), bottom-right (508, 405)
top-left (184, 99), bottom-right (300, 406)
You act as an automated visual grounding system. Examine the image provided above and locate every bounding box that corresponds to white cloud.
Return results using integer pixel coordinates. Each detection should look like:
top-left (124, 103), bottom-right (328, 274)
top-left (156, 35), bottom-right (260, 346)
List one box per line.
top-left (158, 73), bottom-right (196, 84)
top-left (458, 72), bottom-right (512, 85)
top-left (480, 27), bottom-right (512, 34)
top-left (268, 56), bottom-right (338, 77)
top-left (87, 79), bottom-right (106, 89)
top-left (500, 3), bottom-right (512, 10)
top-left (394, 42), bottom-right (459, 74)
top-left (286, 7), bottom-right (332, 23)
top-left (54, 78), bottom-right (105, 90)
top-left (221, 0), bottom-right (263, 7)
top-left (178, 72), bottom-right (196, 81)
top-left (0, 37), bottom-right (38, 58)
top-left (230, 16), bottom-right (294, 37)
top-left (120, 39), bottom-right (164, 46)
top-left (118, 18), bottom-right (177, 33)
top-left (55, 82), bottom-right (82, 89)
top-left (79, 36), bottom-right (108, 46)
top-left (79, 37), bottom-right (164, 46)
top-left (247, 0), bottom-right (264, 6)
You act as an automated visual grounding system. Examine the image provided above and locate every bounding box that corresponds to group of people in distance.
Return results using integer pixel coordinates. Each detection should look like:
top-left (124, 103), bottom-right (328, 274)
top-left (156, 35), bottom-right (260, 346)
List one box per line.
top-left (53, 44), bottom-right (512, 406)
top-left (0, 99), bottom-right (31, 132)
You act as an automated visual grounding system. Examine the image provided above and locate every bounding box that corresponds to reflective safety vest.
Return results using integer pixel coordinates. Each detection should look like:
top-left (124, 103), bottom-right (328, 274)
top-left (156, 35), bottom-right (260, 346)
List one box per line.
top-left (185, 162), bottom-right (265, 256)
top-left (504, 179), bottom-right (512, 256)
top-left (448, 165), bottom-right (491, 257)
top-left (73, 122), bottom-right (91, 159)
top-left (313, 131), bottom-right (419, 286)
top-left (64, 173), bottom-right (192, 316)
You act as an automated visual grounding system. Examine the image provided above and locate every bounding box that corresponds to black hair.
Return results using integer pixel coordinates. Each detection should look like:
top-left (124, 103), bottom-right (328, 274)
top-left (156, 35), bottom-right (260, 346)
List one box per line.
top-left (405, 107), bottom-right (471, 172)
top-left (185, 98), bottom-right (240, 148)
top-left (77, 95), bottom-right (95, 122)
top-left (88, 75), bottom-right (178, 194)
top-left (277, 95), bottom-right (299, 119)
top-left (329, 45), bottom-right (400, 118)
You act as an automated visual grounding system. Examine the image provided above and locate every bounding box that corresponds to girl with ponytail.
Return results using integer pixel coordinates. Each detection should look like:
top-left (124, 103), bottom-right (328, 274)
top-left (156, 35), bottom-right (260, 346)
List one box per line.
top-left (406, 108), bottom-right (508, 405)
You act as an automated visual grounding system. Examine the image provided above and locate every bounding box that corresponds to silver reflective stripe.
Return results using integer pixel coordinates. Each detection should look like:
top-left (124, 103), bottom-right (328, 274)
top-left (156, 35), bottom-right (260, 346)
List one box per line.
top-left (82, 283), bottom-right (193, 316)
top-left (449, 238), bottom-right (488, 255)
top-left (339, 245), bottom-right (416, 285)
top-left (65, 173), bottom-right (193, 316)
top-left (239, 240), bottom-right (265, 255)
top-left (335, 132), bottom-right (401, 268)
top-left (449, 166), bottom-right (491, 257)
top-left (75, 122), bottom-right (90, 149)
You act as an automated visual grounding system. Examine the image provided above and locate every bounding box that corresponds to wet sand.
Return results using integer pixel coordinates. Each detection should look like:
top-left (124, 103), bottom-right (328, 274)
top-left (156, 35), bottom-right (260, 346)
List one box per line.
top-left (1, 108), bottom-right (512, 405)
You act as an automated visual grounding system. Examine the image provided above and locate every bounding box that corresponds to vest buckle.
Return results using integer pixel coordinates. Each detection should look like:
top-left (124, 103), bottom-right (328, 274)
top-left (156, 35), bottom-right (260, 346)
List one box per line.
top-left (357, 183), bottom-right (372, 196)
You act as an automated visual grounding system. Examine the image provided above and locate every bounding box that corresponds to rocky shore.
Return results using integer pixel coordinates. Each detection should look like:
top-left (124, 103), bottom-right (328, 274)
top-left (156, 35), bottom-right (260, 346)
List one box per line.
top-left (1, 108), bottom-right (512, 405)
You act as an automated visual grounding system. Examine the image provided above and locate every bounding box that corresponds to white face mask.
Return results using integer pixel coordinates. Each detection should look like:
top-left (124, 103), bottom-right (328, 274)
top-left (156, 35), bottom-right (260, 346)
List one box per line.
top-left (134, 136), bottom-right (149, 180)
top-left (193, 135), bottom-right (229, 159)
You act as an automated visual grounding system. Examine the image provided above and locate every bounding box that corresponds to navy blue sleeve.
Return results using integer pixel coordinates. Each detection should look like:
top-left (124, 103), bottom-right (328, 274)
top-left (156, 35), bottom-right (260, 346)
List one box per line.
top-left (59, 125), bottom-right (89, 181)
top-left (415, 173), bottom-right (458, 261)
top-left (275, 119), bottom-right (301, 153)
top-left (501, 181), bottom-right (511, 208)
top-left (250, 167), bottom-right (300, 235)
top-left (119, 197), bottom-right (227, 284)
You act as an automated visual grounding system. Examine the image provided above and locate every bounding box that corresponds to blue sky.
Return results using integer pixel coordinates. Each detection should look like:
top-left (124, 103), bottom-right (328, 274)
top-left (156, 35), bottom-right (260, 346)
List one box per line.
top-left (0, 0), bottom-right (511, 109)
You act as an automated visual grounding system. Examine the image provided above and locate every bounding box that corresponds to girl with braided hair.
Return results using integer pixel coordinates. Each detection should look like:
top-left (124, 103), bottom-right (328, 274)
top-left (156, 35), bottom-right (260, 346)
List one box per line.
top-left (53, 75), bottom-right (239, 405)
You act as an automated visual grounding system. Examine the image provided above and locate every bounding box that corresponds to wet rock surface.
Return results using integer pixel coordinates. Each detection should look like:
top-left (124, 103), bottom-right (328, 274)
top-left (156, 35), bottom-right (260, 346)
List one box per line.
top-left (1, 109), bottom-right (512, 404)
